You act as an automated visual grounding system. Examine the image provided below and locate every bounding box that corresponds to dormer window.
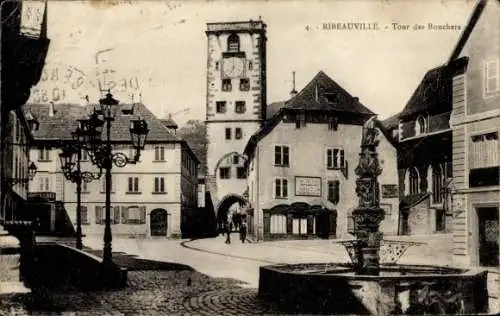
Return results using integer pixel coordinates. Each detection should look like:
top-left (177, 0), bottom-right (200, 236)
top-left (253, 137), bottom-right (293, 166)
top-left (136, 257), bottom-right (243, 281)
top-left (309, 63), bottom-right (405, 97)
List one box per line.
top-left (415, 115), bottom-right (427, 136)
top-left (227, 33), bottom-right (240, 52)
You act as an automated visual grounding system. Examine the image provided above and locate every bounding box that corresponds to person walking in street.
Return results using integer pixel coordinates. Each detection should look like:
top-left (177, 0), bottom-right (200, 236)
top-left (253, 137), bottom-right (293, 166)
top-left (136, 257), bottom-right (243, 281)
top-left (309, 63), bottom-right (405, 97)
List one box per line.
top-left (225, 220), bottom-right (231, 244)
top-left (240, 221), bottom-right (247, 243)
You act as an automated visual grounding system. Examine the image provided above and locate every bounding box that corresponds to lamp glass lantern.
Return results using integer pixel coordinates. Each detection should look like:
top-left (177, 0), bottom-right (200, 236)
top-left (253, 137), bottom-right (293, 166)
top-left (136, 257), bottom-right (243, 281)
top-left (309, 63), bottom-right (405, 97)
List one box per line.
top-left (130, 119), bottom-right (149, 151)
top-left (59, 146), bottom-right (76, 172)
top-left (98, 92), bottom-right (120, 120)
top-left (27, 161), bottom-right (38, 180)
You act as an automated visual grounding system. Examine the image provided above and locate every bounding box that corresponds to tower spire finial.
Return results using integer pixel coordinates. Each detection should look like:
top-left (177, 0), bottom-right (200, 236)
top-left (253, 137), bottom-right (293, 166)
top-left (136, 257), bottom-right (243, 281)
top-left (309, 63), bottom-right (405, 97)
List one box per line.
top-left (290, 71), bottom-right (298, 98)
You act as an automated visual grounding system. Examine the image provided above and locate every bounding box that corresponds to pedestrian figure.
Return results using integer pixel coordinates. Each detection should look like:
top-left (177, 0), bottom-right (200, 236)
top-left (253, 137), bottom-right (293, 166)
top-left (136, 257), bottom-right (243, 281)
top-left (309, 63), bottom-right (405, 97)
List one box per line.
top-left (240, 222), bottom-right (247, 243)
top-left (225, 221), bottom-right (231, 244)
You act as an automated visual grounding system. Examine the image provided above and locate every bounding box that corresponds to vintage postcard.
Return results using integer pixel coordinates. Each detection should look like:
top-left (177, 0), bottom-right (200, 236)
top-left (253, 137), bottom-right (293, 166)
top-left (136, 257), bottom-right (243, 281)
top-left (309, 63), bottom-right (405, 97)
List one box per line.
top-left (0, 0), bottom-right (498, 315)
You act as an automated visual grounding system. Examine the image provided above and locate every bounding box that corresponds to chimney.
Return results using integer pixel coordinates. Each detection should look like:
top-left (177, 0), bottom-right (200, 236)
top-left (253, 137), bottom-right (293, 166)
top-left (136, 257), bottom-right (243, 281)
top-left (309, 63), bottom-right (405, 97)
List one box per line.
top-left (290, 71), bottom-right (298, 98)
top-left (48, 102), bottom-right (56, 117)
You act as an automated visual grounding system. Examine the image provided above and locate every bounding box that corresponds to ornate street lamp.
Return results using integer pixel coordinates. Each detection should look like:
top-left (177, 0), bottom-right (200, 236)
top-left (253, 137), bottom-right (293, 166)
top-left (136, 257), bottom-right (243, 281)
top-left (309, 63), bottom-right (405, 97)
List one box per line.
top-left (84, 91), bottom-right (149, 269)
top-left (59, 122), bottom-right (102, 250)
top-left (6, 161), bottom-right (38, 185)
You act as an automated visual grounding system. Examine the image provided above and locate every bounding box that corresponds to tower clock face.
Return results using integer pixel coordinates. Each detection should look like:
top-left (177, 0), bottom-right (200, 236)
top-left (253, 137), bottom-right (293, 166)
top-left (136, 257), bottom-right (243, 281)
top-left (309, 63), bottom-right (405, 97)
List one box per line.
top-left (222, 57), bottom-right (245, 78)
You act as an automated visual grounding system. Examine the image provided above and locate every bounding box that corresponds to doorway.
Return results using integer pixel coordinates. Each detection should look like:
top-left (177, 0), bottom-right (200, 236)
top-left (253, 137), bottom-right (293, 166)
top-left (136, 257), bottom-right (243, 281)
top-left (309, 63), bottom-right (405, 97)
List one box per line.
top-left (150, 209), bottom-right (168, 236)
top-left (477, 207), bottom-right (499, 267)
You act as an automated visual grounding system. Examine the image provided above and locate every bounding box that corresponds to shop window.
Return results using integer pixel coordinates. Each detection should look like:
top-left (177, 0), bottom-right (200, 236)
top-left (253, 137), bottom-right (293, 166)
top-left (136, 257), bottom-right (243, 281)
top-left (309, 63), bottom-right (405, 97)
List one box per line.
top-left (292, 216), bottom-right (307, 235)
top-left (270, 214), bottom-right (287, 234)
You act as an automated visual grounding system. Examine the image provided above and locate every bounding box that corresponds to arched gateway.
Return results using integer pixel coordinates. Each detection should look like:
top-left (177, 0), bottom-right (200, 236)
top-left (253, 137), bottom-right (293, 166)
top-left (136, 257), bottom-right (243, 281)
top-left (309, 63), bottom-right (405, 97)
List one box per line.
top-left (216, 194), bottom-right (249, 230)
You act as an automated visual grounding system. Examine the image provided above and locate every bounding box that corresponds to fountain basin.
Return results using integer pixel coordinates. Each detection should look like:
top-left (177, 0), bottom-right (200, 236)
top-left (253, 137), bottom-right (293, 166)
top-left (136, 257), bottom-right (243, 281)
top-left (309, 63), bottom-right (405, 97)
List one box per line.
top-left (258, 263), bottom-right (489, 315)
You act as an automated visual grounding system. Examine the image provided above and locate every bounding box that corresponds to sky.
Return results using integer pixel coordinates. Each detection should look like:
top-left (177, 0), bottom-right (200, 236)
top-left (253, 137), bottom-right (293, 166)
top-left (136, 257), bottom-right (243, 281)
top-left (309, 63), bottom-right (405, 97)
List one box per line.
top-left (27, 0), bottom-right (476, 126)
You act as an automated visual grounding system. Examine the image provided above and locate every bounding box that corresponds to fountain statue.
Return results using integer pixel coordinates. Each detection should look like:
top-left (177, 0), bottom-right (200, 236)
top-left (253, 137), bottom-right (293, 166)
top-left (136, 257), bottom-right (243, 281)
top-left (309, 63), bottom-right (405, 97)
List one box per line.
top-left (258, 116), bottom-right (490, 315)
top-left (352, 116), bottom-right (385, 275)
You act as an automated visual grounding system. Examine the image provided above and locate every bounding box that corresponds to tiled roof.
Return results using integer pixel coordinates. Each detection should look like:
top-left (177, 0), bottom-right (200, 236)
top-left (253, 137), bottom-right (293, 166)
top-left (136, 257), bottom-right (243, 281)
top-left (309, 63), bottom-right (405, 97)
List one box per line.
top-left (283, 71), bottom-right (374, 115)
top-left (25, 102), bottom-right (181, 143)
top-left (381, 112), bottom-right (400, 131)
top-left (244, 71), bottom-right (381, 157)
top-left (399, 57), bottom-right (469, 119)
top-left (160, 116), bottom-right (178, 129)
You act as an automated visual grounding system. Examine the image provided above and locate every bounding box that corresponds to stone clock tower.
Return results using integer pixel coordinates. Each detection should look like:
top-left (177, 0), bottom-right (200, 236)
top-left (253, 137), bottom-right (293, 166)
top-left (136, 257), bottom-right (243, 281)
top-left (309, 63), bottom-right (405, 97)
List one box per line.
top-left (205, 20), bottom-right (267, 212)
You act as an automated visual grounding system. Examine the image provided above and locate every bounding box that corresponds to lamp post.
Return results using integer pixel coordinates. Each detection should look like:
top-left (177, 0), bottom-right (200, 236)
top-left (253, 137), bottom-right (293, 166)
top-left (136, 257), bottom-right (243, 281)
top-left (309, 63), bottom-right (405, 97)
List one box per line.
top-left (59, 120), bottom-right (102, 249)
top-left (84, 91), bottom-right (149, 268)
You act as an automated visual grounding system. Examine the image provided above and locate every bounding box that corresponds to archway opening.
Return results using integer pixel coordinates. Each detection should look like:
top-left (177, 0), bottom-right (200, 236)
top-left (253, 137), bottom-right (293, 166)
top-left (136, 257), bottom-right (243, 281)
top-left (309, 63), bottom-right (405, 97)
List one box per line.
top-left (217, 194), bottom-right (248, 233)
top-left (150, 208), bottom-right (168, 237)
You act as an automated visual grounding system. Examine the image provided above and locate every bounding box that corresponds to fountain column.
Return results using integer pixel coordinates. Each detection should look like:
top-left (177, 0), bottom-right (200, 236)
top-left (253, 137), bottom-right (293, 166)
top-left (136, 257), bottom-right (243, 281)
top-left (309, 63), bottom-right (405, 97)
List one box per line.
top-left (352, 116), bottom-right (385, 275)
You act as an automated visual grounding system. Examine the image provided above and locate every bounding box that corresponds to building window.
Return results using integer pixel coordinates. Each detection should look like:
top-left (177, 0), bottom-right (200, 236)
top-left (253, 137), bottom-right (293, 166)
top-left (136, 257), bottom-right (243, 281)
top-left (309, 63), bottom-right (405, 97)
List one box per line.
top-left (248, 61), bottom-right (253, 70)
top-left (80, 206), bottom-right (89, 225)
top-left (38, 176), bottom-right (50, 191)
top-left (154, 145), bottom-right (165, 161)
top-left (415, 116), bottom-right (427, 136)
top-left (81, 181), bottom-right (89, 193)
top-left (154, 177), bottom-right (165, 193)
top-left (326, 148), bottom-right (345, 169)
top-left (295, 113), bottom-right (306, 129)
top-left (235, 101), bottom-right (246, 113)
top-left (327, 180), bottom-right (340, 204)
top-left (270, 214), bottom-right (287, 234)
top-left (81, 149), bottom-right (89, 161)
top-left (470, 132), bottom-right (498, 169)
top-left (216, 101), bottom-right (227, 113)
top-left (274, 178), bottom-right (288, 198)
top-left (239, 79), bottom-right (250, 91)
top-left (219, 167), bottom-right (230, 179)
top-left (227, 33), bottom-right (240, 52)
top-left (100, 177), bottom-right (115, 193)
top-left (38, 147), bottom-right (50, 161)
top-left (215, 61), bottom-right (219, 70)
top-left (484, 58), bottom-right (499, 96)
top-left (408, 168), bottom-right (419, 195)
top-left (222, 79), bottom-right (232, 92)
top-left (431, 165), bottom-right (443, 204)
top-left (233, 155), bottom-right (239, 165)
top-left (328, 116), bottom-right (338, 131)
top-left (121, 206), bottom-right (147, 225)
top-left (292, 216), bottom-right (307, 235)
top-left (274, 146), bottom-right (290, 167)
top-left (95, 206), bottom-right (120, 225)
top-left (225, 128), bottom-right (231, 140)
top-left (127, 177), bottom-right (140, 193)
top-left (435, 209), bottom-right (446, 232)
top-left (235, 127), bottom-right (242, 139)
top-left (236, 167), bottom-right (246, 179)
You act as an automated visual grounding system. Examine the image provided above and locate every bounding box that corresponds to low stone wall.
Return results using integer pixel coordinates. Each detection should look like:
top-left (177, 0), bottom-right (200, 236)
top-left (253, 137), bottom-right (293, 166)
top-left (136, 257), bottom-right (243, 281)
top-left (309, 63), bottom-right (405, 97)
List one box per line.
top-left (35, 243), bottom-right (127, 290)
top-left (259, 264), bottom-right (489, 315)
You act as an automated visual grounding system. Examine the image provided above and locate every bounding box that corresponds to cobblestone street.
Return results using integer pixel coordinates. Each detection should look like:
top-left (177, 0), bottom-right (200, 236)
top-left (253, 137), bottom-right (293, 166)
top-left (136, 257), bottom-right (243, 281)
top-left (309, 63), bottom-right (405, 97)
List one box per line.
top-left (0, 234), bottom-right (498, 315)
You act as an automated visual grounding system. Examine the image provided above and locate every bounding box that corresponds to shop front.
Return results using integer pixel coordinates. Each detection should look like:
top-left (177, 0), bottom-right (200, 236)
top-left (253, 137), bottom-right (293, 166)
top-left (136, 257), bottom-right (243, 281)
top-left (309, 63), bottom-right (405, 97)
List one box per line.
top-left (262, 202), bottom-right (337, 241)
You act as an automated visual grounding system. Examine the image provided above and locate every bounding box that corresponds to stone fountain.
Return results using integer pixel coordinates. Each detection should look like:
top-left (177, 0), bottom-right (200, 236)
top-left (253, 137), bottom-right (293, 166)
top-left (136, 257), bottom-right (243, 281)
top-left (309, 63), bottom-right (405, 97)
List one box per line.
top-left (258, 117), bottom-right (490, 315)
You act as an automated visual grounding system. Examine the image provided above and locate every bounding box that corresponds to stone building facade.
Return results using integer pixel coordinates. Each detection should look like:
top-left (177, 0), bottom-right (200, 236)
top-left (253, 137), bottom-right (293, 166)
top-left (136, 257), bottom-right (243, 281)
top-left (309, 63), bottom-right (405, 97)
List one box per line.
top-left (382, 58), bottom-right (469, 236)
top-left (450, 0), bottom-right (499, 268)
top-left (26, 102), bottom-right (199, 238)
top-left (204, 20), bottom-right (267, 222)
top-left (244, 71), bottom-right (399, 241)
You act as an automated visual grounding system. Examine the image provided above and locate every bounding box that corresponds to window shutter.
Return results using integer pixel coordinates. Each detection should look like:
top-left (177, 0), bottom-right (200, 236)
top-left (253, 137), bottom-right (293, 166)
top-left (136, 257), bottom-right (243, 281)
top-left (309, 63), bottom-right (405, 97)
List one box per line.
top-left (113, 206), bottom-right (120, 224)
top-left (95, 206), bottom-right (102, 224)
top-left (139, 206), bottom-right (146, 224)
top-left (121, 206), bottom-right (128, 224)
